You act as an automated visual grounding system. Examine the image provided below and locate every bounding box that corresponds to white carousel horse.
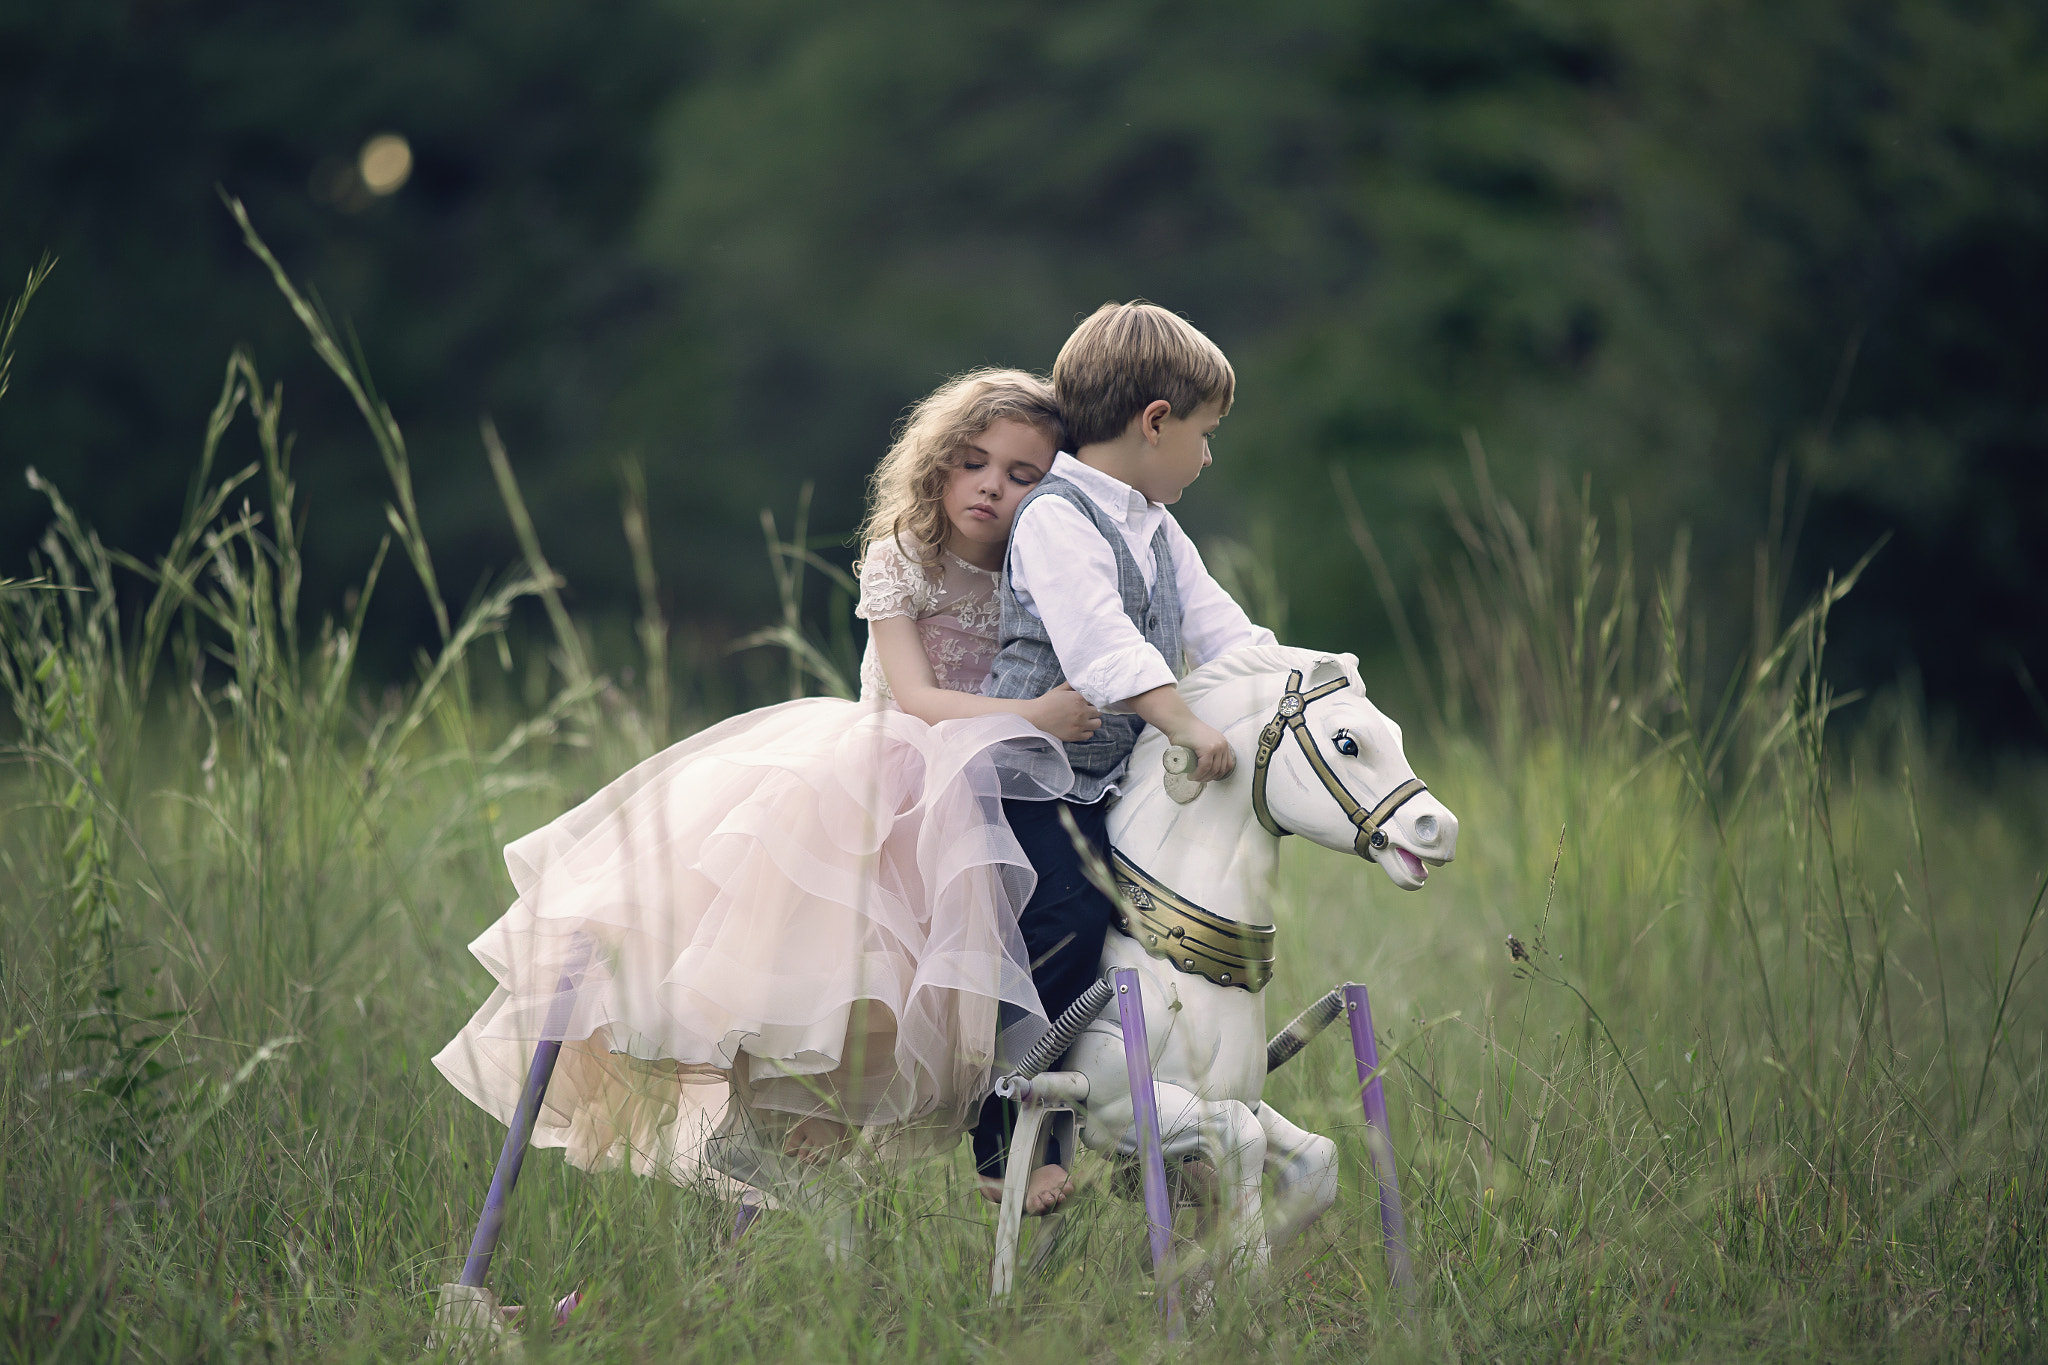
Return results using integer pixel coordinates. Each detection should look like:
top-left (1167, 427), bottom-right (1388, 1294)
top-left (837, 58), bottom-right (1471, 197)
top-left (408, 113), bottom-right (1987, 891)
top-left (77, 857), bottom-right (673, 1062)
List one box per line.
top-left (1004, 642), bottom-right (1458, 1278)
top-left (437, 642), bottom-right (1453, 1341)
top-left (702, 643), bottom-right (1455, 1272)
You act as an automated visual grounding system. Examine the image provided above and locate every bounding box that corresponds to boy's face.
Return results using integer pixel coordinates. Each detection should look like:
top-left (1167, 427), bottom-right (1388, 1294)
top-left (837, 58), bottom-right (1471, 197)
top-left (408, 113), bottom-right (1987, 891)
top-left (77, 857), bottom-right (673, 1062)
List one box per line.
top-left (1134, 397), bottom-right (1224, 504)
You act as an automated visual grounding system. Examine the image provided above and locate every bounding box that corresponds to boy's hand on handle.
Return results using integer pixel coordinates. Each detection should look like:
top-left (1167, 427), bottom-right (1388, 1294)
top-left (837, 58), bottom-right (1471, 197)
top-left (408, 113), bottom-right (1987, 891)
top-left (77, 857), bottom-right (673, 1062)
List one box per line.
top-left (1162, 745), bottom-right (1203, 804)
top-left (1126, 682), bottom-right (1236, 782)
top-left (1029, 683), bottom-right (1102, 744)
top-left (1166, 718), bottom-right (1236, 783)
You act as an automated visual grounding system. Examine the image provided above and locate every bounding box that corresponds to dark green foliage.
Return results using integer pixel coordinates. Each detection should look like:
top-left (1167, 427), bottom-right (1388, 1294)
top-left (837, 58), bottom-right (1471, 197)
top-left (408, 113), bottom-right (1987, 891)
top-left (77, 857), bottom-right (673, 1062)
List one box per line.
top-left (4, 1), bottom-right (2045, 737)
top-left (626, 0), bottom-right (2048, 738)
top-left (0, 0), bottom-right (691, 656)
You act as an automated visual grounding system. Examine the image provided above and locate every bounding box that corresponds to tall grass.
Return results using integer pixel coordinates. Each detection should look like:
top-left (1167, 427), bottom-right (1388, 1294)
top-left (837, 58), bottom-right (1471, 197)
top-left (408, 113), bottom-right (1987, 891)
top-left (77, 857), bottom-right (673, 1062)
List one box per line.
top-left (2, 221), bottom-right (2042, 1362)
top-left (1301, 445), bottom-right (2047, 1357)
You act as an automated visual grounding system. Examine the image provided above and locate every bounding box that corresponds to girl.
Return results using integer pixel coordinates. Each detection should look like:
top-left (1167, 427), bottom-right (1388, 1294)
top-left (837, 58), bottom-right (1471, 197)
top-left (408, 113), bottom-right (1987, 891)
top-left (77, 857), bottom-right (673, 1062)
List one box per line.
top-left (434, 370), bottom-right (1096, 1217)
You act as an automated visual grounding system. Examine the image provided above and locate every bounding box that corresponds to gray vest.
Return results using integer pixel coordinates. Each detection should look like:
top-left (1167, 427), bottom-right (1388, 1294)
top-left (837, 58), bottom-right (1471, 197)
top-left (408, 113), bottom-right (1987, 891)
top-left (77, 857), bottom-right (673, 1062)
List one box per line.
top-left (986, 475), bottom-right (1183, 801)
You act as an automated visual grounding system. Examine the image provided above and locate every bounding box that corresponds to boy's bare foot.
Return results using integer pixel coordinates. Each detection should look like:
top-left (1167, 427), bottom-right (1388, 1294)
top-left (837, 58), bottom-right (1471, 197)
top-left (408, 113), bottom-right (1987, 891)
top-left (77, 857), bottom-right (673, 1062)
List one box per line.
top-left (978, 1163), bottom-right (1072, 1215)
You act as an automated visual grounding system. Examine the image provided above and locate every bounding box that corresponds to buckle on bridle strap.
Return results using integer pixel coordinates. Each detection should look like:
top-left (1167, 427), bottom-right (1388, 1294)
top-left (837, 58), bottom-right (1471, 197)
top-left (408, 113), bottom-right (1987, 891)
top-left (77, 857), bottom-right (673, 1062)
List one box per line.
top-left (1249, 669), bottom-right (1430, 860)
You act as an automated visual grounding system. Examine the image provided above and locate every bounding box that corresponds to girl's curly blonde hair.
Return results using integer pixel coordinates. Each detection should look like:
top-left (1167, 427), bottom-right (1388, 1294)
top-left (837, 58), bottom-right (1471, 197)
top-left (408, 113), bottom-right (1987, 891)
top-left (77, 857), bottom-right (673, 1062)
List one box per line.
top-left (857, 368), bottom-right (1066, 572)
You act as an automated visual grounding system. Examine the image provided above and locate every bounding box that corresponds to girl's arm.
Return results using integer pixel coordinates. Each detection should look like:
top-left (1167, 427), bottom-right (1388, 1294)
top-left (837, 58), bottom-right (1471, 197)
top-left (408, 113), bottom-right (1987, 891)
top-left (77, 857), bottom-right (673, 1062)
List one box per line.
top-left (869, 616), bottom-right (1101, 743)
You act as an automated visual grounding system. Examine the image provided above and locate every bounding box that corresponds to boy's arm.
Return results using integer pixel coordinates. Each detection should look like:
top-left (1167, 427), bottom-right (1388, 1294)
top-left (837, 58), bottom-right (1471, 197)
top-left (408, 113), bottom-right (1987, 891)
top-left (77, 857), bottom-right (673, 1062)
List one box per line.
top-left (1113, 515), bottom-right (1276, 782)
top-left (1008, 497), bottom-right (1179, 708)
top-left (1163, 517), bottom-right (1278, 666)
top-left (1012, 500), bottom-right (1237, 780)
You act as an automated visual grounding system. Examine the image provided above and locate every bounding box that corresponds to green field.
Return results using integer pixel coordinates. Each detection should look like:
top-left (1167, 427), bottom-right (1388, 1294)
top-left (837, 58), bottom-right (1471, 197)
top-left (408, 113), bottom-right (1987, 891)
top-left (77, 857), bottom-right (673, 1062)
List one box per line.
top-left (3, 236), bottom-right (2043, 1363)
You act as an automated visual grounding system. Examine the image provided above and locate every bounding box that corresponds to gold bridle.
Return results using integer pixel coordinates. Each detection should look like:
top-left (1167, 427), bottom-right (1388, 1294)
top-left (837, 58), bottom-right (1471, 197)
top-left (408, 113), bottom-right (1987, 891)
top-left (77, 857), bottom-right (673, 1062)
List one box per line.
top-left (1250, 668), bottom-right (1429, 861)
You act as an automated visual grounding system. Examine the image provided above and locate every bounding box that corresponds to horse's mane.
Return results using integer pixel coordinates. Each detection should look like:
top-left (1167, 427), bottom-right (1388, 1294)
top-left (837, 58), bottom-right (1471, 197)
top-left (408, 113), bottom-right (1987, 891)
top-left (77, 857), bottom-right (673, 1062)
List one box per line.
top-left (1177, 643), bottom-right (1362, 707)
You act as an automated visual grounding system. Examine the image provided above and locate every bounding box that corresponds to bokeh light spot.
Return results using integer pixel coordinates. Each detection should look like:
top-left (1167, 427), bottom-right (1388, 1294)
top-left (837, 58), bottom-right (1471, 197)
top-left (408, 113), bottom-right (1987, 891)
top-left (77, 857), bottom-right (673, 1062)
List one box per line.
top-left (358, 134), bottom-right (413, 196)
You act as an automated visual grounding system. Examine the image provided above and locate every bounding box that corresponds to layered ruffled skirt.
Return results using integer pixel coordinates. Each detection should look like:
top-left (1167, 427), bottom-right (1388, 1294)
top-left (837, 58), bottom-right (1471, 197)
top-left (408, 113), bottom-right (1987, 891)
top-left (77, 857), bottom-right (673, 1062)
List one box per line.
top-left (432, 698), bottom-right (1070, 1186)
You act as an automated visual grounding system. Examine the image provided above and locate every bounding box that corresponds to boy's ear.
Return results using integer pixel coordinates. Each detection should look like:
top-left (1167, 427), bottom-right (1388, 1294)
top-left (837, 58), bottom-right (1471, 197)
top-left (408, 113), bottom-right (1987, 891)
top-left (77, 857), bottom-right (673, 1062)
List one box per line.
top-left (1137, 399), bottom-right (1174, 445)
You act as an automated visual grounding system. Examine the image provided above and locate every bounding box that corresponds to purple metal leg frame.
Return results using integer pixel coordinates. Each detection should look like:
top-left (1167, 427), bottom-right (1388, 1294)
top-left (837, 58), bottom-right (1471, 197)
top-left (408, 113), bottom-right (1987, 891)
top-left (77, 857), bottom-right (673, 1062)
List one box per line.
top-left (1113, 967), bottom-right (1183, 1338)
top-left (459, 969), bottom-right (581, 1289)
top-left (1344, 982), bottom-right (1415, 1295)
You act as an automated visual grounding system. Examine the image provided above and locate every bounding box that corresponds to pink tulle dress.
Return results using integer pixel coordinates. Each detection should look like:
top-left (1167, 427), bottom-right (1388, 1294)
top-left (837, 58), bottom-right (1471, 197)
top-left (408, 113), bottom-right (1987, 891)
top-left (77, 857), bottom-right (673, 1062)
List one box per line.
top-left (432, 538), bottom-right (1070, 1184)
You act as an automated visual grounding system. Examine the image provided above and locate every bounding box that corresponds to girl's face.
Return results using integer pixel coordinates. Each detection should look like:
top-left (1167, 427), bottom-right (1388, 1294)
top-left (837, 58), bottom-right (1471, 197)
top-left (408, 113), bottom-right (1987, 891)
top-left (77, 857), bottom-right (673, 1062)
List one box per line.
top-left (940, 418), bottom-right (1055, 568)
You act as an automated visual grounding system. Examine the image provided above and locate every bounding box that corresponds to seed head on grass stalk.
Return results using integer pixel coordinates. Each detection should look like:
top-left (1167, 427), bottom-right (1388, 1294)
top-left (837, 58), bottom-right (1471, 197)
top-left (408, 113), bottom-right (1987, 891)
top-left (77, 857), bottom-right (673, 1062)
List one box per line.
top-left (223, 191), bottom-right (451, 647)
top-left (1506, 825), bottom-right (1675, 1180)
top-left (619, 452), bottom-right (671, 752)
top-left (0, 253), bottom-right (55, 406)
top-left (483, 417), bottom-right (601, 742)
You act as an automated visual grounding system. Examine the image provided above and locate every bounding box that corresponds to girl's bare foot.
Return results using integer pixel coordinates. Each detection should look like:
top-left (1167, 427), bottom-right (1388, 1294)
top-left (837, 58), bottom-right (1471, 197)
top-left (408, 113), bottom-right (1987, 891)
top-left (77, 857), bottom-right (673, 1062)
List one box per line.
top-left (978, 1163), bottom-right (1072, 1215)
top-left (783, 1116), bottom-right (850, 1165)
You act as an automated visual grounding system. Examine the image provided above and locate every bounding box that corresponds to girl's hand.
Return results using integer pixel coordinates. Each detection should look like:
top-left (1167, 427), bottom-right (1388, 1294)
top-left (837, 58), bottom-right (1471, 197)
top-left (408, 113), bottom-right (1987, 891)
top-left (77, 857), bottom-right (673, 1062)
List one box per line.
top-left (1166, 718), bottom-right (1236, 782)
top-left (1029, 683), bottom-right (1103, 744)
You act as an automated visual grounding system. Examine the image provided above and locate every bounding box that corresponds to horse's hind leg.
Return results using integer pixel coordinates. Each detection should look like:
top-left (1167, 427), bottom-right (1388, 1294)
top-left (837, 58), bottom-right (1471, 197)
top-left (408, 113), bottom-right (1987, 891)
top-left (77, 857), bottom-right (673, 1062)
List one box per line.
top-left (1253, 1101), bottom-right (1339, 1253)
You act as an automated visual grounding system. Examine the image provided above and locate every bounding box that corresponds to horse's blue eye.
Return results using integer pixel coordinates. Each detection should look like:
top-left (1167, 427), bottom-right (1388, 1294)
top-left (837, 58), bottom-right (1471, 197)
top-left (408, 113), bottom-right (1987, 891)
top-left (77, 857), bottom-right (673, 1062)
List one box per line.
top-left (1333, 730), bottom-right (1359, 757)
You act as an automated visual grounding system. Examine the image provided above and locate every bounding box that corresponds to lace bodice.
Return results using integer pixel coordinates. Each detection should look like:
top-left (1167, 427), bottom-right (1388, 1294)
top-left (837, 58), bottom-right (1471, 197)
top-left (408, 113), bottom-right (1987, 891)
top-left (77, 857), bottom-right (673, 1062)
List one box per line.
top-left (855, 538), bottom-right (1004, 701)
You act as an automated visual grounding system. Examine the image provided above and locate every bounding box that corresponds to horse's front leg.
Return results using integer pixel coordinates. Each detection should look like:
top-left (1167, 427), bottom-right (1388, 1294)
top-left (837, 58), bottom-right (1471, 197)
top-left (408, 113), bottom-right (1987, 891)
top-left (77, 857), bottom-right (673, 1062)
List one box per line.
top-left (1170, 1090), bottom-right (1271, 1276)
top-left (1253, 1101), bottom-right (1339, 1252)
top-left (1075, 1071), bottom-right (1272, 1277)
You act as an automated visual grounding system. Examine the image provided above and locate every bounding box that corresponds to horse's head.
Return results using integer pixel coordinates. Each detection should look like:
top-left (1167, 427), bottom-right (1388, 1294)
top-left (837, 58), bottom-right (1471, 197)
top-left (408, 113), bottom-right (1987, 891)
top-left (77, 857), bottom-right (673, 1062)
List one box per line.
top-left (1181, 647), bottom-right (1459, 891)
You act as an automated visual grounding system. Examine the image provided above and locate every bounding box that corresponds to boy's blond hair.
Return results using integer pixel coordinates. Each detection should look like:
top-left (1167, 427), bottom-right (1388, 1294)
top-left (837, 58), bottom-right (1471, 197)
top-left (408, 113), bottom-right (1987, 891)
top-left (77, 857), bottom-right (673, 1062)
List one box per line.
top-left (858, 368), bottom-right (1066, 572)
top-left (1053, 301), bottom-right (1235, 449)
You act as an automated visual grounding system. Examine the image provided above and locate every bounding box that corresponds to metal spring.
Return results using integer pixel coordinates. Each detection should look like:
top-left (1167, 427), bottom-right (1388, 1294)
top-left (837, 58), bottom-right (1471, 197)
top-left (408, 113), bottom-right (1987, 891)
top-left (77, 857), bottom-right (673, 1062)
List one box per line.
top-left (1265, 985), bottom-right (1347, 1073)
top-left (1004, 977), bottom-right (1116, 1082)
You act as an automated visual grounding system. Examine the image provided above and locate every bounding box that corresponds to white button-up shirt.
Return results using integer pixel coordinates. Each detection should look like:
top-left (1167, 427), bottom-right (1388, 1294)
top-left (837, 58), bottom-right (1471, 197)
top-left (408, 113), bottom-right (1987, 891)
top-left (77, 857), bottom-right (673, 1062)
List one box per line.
top-left (1005, 452), bottom-right (1276, 709)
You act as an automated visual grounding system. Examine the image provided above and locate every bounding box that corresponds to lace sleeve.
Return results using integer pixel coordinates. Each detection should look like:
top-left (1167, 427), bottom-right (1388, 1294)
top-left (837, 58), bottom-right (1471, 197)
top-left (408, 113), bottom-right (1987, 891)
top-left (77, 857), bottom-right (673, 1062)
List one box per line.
top-left (855, 537), bottom-right (935, 622)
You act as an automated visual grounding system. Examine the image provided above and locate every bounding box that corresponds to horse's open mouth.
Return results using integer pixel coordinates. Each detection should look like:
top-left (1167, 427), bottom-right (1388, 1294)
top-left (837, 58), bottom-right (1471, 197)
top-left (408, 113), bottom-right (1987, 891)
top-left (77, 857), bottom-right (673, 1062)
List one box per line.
top-left (1389, 846), bottom-right (1428, 884)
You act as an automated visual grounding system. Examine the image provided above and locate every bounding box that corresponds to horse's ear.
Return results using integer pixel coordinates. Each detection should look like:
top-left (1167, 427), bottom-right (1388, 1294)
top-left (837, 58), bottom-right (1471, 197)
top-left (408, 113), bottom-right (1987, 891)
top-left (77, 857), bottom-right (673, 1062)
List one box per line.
top-left (1307, 655), bottom-right (1351, 692)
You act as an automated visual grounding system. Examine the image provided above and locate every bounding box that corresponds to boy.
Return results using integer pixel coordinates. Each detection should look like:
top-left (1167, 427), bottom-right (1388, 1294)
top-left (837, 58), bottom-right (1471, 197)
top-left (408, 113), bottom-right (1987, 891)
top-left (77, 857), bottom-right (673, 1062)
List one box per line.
top-left (973, 301), bottom-right (1276, 1210)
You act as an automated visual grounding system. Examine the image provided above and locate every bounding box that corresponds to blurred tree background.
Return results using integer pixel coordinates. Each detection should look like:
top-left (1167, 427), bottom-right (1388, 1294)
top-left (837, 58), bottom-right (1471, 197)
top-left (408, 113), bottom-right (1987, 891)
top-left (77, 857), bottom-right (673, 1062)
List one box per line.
top-left (4, 0), bottom-right (2043, 745)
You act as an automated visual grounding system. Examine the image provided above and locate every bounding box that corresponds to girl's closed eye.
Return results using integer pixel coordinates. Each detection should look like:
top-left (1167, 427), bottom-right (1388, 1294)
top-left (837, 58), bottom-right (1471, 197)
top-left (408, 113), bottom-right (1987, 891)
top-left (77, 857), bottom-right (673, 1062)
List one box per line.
top-left (937, 417), bottom-right (1058, 568)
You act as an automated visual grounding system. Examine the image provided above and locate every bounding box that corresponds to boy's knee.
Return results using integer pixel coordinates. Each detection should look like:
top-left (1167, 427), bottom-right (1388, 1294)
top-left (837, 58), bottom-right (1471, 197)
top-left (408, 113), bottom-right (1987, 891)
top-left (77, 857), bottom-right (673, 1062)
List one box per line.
top-left (1031, 880), bottom-right (1112, 948)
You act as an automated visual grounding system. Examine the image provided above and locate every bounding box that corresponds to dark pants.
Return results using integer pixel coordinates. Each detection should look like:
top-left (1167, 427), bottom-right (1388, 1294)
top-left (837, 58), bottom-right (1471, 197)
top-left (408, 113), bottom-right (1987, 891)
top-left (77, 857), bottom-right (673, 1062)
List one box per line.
top-left (970, 794), bottom-right (1116, 1178)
